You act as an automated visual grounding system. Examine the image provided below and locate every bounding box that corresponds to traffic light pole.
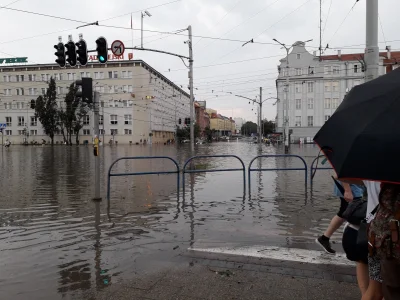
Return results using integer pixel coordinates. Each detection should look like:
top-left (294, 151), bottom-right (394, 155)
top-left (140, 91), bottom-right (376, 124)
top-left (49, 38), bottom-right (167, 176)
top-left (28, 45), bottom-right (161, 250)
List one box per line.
top-left (188, 25), bottom-right (195, 153)
top-left (93, 91), bottom-right (101, 201)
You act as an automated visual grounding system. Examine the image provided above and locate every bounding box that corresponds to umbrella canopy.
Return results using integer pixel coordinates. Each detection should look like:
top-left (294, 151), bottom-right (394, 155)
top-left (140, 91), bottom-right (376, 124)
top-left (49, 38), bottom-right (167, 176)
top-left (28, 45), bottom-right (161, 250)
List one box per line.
top-left (314, 67), bottom-right (400, 183)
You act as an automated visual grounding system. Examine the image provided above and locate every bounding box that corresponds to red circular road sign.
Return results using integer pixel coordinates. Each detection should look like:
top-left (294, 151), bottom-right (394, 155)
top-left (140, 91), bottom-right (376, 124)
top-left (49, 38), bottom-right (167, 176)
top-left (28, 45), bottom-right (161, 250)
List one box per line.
top-left (111, 40), bottom-right (125, 57)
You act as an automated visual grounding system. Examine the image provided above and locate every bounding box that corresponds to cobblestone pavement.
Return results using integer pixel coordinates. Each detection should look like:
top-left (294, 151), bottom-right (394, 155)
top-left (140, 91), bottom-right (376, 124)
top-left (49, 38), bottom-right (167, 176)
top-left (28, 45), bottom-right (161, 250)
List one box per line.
top-left (84, 250), bottom-right (360, 300)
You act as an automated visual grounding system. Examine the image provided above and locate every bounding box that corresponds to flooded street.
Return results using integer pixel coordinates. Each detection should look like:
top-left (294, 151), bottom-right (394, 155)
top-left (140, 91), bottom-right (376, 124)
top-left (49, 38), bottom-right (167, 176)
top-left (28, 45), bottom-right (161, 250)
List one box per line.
top-left (0, 142), bottom-right (339, 300)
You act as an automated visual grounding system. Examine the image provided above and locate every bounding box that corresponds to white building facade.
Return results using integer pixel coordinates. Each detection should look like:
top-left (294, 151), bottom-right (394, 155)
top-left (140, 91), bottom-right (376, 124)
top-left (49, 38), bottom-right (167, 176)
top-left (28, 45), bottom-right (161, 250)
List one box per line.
top-left (0, 59), bottom-right (190, 144)
top-left (275, 42), bottom-right (398, 142)
top-left (234, 117), bottom-right (245, 134)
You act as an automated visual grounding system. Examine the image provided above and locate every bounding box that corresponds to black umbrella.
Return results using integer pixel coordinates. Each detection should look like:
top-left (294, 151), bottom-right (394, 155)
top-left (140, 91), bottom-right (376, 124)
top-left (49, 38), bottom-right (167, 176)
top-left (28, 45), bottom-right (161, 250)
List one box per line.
top-left (314, 67), bottom-right (400, 183)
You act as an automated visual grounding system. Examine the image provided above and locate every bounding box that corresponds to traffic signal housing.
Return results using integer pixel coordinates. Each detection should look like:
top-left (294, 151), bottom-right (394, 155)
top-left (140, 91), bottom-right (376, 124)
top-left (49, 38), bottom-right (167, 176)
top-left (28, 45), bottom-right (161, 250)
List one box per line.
top-left (96, 37), bottom-right (108, 63)
top-left (75, 78), bottom-right (93, 103)
top-left (76, 39), bottom-right (88, 66)
top-left (54, 42), bottom-right (66, 67)
top-left (65, 41), bottom-right (77, 67)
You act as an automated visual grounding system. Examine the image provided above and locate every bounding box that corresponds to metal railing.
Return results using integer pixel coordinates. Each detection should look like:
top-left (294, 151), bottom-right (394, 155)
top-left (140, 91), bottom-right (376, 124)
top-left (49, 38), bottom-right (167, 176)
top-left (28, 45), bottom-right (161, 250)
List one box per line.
top-left (248, 155), bottom-right (308, 190)
top-left (182, 155), bottom-right (246, 192)
top-left (310, 155), bottom-right (333, 186)
top-left (107, 156), bottom-right (180, 205)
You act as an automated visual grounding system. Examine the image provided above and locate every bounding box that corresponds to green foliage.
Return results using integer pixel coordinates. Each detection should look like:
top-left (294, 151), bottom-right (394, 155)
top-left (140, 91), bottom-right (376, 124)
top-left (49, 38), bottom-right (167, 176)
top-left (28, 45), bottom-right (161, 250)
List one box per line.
top-left (241, 121), bottom-right (258, 136)
top-left (262, 119), bottom-right (275, 135)
top-left (176, 124), bottom-right (201, 142)
top-left (35, 78), bottom-right (58, 145)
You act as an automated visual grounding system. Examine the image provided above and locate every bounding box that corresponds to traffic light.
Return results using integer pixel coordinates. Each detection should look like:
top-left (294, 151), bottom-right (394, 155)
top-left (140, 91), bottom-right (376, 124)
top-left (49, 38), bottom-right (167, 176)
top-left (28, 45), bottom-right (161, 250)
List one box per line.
top-left (178, 118), bottom-right (182, 124)
top-left (54, 42), bottom-right (66, 67)
top-left (96, 37), bottom-right (108, 63)
top-left (30, 99), bottom-right (36, 109)
top-left (184, 118), bottom-right (190, 125)
top-left (65, 41), bottom-right (77, 67)
top-left (76, 39), bottom-right (88, 66)
top-left (75, 78), bottom-right (93, 103)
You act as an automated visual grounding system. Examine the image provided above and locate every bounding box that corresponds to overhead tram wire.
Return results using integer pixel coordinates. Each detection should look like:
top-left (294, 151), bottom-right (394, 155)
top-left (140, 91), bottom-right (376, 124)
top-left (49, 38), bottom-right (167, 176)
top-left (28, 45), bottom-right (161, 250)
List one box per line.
top-left (321, 0), bottom-right (333, 40)
top-left (378, 14), bottom-right (387, 47)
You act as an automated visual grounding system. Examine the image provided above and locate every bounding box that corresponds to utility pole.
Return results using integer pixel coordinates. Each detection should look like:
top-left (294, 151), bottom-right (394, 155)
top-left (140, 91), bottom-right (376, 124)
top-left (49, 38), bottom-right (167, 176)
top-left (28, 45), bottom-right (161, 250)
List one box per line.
top-left (188, 25), bottom-right (195, 152)
top-left (284, 47), bottom-right (290, 153)
top-left (365, 0), bottom-right (379, 82)
top-left (93, 91), bottom-right (101, 201)
top-left (259, 87), bottom-right (262, 144)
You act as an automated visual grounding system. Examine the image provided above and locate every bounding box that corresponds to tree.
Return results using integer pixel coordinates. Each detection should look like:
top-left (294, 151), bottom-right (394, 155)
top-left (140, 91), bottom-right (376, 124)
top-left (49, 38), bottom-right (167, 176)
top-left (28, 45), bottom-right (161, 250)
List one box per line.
top-left (59, 84), bottom-right (79, 145)
top-left (262, 119), bottom-right (275, 135)
top-left (204, 126), bottom-right (212, 142)
top-left (241, 121), bottom-right (258, 136)
top-left (35, 78), bottom-right (58, 145)
top-left (74, 102), bottom-right (89, 145)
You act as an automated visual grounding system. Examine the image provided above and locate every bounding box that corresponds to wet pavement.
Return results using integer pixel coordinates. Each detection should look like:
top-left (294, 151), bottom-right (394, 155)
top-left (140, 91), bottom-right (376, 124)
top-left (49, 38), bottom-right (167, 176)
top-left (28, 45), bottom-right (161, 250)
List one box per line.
top-left (0, 142), bottom-right (348, 300)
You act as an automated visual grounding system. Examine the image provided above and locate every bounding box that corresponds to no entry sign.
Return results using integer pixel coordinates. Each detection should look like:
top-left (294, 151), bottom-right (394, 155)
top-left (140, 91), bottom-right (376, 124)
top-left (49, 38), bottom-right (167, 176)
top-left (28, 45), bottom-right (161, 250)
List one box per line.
top-left (111, 40), bottom-right (125, 57)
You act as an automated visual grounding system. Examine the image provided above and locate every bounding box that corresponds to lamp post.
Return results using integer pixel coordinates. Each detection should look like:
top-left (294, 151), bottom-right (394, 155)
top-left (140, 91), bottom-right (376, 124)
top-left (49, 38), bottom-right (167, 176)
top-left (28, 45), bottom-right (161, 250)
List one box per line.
top-left (141, 10), bottom-right (152, 48)
top-left (273, 38), bottom-right (312, 153)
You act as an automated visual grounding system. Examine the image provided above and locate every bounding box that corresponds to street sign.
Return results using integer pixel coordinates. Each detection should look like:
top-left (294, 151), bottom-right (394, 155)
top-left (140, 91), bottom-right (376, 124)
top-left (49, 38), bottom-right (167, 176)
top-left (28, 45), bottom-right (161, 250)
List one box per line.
top-left (0, 123), bottom-right (6, 128)
top-left (111, 40), bottom-right (125, 57)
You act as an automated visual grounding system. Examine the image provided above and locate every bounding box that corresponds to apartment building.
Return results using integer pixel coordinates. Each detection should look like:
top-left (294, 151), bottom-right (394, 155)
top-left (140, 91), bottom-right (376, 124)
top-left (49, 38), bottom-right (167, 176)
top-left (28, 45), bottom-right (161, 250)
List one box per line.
top-left (0, 59), bottom-right (190, 144)
top-left (275, 42), bottom-right (400, 142)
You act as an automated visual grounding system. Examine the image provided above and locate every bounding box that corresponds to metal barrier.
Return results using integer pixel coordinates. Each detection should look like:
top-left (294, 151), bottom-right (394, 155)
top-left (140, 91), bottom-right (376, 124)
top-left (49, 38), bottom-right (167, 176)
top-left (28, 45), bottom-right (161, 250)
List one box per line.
top-left (107, 156), bottom-right (180, 205)
top-left (182, 155), bottom-right (246, 192)
top-left (310, 155), bottom-right (333, 185)
top-left (248, 155), bottom-right (308, 190)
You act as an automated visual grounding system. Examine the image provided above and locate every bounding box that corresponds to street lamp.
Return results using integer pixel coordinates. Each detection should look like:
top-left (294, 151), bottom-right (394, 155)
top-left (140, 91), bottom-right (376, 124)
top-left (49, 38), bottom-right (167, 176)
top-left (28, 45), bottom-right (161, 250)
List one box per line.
top-left (141, 11), bottom-right (152, 48)
top-left (273, 38), bottom-right (312, 153)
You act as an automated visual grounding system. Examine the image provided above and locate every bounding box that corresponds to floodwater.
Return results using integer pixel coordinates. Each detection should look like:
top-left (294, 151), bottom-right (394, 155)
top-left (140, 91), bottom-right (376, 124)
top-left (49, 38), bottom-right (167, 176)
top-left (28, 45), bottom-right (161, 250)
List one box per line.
top-left (0, 141), bottom-right (339, 300)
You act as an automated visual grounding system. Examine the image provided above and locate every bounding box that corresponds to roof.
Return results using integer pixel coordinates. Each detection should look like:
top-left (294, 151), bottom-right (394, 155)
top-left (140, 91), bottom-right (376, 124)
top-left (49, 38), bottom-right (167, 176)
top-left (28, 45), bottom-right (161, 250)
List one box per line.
top-left (321, 51), bottom-right (400, 62)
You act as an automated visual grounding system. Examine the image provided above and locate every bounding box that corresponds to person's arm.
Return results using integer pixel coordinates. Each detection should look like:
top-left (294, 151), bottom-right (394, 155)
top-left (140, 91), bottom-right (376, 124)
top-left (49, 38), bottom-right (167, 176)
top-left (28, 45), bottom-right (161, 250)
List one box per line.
top-left (342, 182), bottom-right (354, 202)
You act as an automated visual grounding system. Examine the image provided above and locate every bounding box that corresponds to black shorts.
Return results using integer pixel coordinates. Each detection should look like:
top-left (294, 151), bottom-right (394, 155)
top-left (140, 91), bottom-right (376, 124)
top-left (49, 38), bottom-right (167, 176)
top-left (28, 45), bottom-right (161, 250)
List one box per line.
top-left (342, 226), bottom-right (368, 264)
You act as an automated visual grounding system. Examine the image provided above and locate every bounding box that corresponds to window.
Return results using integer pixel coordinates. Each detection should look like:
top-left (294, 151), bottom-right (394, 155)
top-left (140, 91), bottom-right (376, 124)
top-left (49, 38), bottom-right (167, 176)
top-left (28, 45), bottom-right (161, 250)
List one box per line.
top-left (17, 102), bottom-right (24, 109)
top-left (324, 98), bottom-right (331, 109)
top-left (41, 74), bottom-right (46, 81)
top-left (18, 116), bottom-right (24, 126)
top-left (127, 71), bottom-right (132, 78)
top-left (295, 116), bottom-right (301, 127)
top-left (55, 74), bottom-right (59, 81)
top-left (3, 75), bottom-right (9, 82)
top-left (332, 81), bottom-right (339, 92)
top-left (295, 99), bottom-right (301, 110)
top-left (21, 75), bottom-right (24, 82)
top-left (67, 73), bottom-right (72, 80)
top-left (307, 82), bottom-right (314, 93)
top-left (297, 54), bottom-right (301, 59)
top-left (324, 66), bottom-right (331, 75)
top-left (354, 64), bottom-right (359, 73)
top-left (57, 87), bottom-right (64, 94)
top-left (6, 117), bottom-right (11, 126)
top-left (295, 83), bottom-right (301, 93)
top-left (324, 81), bottom-right (331, 92)
top-left (307, 116), bottom-right (314, 126)
top-left (80, 72), bottom-right (85, 79)
top-left (124, 114), bottom-right (132, 125)
top-left (122, 71), bottom-right (127, 78)
top-left (99, 115), bottom-right (103, 125)
top-left (83, 129), bottom-right (90, 135)
top-left (307, 98), bottom-right (314, 109)
top-left (128, 85), bottom-right (133, 93)
top-left (100, 101), bottom-right (105, 108)
top-left (295, 68), bottom-right (302, 76)
top-left (325, 115), bottom-right (331, 122)
top-left (83, 115), bottom-right (90, 125)
top-left (123, 100), bottom-right (128, 107)
top-left (30, 130), bottom-right (37, 136)
top-left (99, 129), bottom-right (105, 135)
top-left (123, 85), bottom-right (128, 93)
top-left (124, 129), bottom-right (132, 135)
top-left (110, 115), bottom-right (118, 125)
top-left (59, 74), bottom-right (63, 81)
top-left (18, 130), bottom-right (25, 135)
top-left (30, 116), bottom-right (37, 126)
top-left (109, 100), bottom-right (114, 107)
top-left (108, 71), bottom-right (113, 79)
top-left (332, 98), bottom-right (339, 109)
top-left (5, 130), bottom-right (12, 136)
top-left (110, 129), bottom-right (118, 135)
top-left (94, 72), bottom-right (99, 79)
top-left (332, 65), bottom-right (340, 74)
top-left (113, 71), bottom-right (118, 78)
top-left (16, 75), bottom-right (20, 82)
top-left (4, 89), bottom-right (11, 95)
top-left (42, 88), bottom-right (47, 95)
top-left (308, 66), bottom-right (315, 74)
top-left (28, 74), bottom-right (33, 81)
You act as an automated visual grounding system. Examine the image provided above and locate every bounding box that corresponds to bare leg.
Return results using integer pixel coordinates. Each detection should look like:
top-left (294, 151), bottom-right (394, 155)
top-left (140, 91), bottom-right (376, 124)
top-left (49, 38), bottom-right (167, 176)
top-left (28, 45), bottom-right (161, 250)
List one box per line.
top-left (324, 215), bottom-right (345, 238)
top-left (357, 262), bottom-right (369, 296)
top-left (362, 280), bottom-right (383, 300)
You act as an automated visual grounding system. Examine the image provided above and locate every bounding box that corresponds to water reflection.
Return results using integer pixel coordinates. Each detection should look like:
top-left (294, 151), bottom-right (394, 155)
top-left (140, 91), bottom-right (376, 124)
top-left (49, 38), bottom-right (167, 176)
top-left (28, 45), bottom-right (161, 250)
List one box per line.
top-left (0, 143), bottom-right (338, 300)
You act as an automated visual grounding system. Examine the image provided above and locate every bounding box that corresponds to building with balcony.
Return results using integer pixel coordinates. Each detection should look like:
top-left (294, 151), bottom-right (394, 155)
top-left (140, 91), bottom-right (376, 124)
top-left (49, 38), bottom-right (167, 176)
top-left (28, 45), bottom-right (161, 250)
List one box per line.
top-left (275, 42), bottom-right (400, 143)
top-left (0, 59), bottom-right (190, 144)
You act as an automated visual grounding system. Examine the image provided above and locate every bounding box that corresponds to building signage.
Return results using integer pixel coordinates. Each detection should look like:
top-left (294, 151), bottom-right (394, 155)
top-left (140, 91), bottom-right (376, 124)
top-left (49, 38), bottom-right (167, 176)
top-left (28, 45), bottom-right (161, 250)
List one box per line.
top-left (0, 57), bottom-right (28, 64)
top-left (88, 52), bottom-right (133, 61)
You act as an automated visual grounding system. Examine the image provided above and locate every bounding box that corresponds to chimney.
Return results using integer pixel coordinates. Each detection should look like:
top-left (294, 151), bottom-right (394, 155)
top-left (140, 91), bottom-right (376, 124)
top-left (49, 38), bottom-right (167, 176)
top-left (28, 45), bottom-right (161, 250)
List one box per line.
top-left (387, 45), bottom-right (391, 59)
top-left (338, 50), bottom-right (342, 59)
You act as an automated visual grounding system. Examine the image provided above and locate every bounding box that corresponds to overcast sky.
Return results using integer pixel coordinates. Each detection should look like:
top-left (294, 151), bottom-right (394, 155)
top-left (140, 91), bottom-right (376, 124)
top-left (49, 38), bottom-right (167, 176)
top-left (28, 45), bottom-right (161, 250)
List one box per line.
top-left (0, 0), bottom-right (398, 122)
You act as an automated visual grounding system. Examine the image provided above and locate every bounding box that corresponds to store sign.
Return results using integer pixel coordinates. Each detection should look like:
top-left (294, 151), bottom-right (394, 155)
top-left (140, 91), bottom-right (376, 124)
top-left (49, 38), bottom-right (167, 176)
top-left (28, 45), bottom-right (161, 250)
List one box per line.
top-left (0, 57), bottom-right (28, 64)
top-left (88, 52), bottom-right (133, 61)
